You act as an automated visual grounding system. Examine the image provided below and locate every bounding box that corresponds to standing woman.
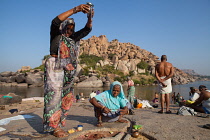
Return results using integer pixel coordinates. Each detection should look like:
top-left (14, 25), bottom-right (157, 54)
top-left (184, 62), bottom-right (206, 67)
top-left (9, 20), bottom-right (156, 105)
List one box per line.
top-left (43, 3), bottom-right (94, 137)
top-left (127, 77), bottom-right (135, 108)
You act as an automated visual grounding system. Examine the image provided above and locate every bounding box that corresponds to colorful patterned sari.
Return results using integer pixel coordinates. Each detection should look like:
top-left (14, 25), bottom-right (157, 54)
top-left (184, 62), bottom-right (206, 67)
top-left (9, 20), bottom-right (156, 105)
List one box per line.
top-left (43, 34), bottom-right (79, 132)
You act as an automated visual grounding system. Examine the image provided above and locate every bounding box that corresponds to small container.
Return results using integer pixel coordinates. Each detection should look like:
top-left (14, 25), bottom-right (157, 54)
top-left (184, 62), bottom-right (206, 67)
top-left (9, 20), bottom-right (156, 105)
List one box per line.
top-left (132, 131), bottom-right (140, 138)
top-left (68, 128), bottom-right (75, 134)
top-left (77, 125), bottom-right (83, 131)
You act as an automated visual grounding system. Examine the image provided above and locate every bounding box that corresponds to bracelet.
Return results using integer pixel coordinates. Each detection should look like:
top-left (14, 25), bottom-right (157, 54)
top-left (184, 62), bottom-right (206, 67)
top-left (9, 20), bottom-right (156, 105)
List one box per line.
top-left (101, 106), bottom-right (105, 110)
top-left (73, 7), bottom-right (78, 14)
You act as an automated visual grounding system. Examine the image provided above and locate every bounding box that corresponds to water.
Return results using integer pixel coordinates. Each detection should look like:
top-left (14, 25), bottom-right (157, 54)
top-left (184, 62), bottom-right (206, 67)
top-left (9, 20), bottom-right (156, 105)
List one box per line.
top-left (0, 81), bottom-right (209, 101)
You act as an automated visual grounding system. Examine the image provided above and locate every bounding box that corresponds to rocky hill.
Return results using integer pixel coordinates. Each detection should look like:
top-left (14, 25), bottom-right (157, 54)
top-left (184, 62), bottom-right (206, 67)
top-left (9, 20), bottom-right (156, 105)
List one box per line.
top-left (79, 35), bottom-right (197, 85)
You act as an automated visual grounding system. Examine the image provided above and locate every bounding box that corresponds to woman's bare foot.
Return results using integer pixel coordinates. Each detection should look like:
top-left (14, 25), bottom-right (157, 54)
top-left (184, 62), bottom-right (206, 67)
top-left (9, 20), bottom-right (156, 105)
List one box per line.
top-left (53, 127), bottom-right (69, 138)
top-left (96, 121), bottom-right (103, 127)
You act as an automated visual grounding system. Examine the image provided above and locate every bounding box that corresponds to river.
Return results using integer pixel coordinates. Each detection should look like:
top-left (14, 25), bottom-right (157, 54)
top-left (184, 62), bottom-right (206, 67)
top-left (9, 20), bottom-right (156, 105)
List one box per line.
top-left (0, 81), bottom-right (210, 101)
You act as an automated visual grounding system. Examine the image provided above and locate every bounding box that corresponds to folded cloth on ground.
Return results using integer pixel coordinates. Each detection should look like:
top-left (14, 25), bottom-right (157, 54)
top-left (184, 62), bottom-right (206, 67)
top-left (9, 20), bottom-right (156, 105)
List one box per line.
top-left (0, 127), bottom-right (6, 132)
top-left (0, 115), bottom-right (34, 125)
top-left (22, 97), bottom-right (44, 102)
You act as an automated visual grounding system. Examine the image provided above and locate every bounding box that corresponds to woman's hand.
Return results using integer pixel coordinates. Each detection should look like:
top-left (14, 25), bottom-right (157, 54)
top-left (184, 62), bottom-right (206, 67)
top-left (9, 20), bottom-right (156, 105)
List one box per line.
top-left (120, 106), bottom-right (128, 115)
top-left (102, 107), bottom-right (111, 114)
top-left (76, 4), bottom-right (91, 14)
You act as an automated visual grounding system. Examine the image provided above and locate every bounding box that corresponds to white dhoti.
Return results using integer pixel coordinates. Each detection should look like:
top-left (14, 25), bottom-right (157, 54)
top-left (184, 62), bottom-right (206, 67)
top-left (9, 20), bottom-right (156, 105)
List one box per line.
top-left (159, 76), bottom-right (172, 94)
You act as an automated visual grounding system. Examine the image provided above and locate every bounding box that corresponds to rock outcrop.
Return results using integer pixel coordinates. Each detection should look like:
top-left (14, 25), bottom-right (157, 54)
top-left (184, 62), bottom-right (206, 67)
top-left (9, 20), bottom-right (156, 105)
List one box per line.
top-left (79, 35), bottom-right (198, 85)
top-left (0, 93), bottom-right (22, 105)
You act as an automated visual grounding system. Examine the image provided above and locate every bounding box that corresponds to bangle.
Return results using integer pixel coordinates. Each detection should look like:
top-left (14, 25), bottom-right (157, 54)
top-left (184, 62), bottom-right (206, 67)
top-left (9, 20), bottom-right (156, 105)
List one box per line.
top-left (73, 7), bottom-right (78, 14)
top-left (101, 106), bottom-right (105, 110)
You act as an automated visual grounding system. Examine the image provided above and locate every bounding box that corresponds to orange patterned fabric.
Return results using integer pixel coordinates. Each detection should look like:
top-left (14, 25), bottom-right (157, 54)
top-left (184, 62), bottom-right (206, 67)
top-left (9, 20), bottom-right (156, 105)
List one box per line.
top-left (60, 42), bottom-right (70, 59)
top-left (49, 110), bottom-right (62, 128)
top-left (62, 92), bottom-right (74, 110)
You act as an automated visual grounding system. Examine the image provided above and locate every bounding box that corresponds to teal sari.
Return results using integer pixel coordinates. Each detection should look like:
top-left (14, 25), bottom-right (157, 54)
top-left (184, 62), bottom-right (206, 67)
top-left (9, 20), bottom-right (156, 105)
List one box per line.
top-left (94, 81), bottom-right (127, 112)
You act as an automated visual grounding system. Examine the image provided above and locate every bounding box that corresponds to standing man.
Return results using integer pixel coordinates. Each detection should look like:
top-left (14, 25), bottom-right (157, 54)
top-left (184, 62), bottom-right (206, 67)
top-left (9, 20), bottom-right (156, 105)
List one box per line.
top-left (155, 55), bottom-right (174, 113)
top-left (43, 3), bottom-right (94, 138)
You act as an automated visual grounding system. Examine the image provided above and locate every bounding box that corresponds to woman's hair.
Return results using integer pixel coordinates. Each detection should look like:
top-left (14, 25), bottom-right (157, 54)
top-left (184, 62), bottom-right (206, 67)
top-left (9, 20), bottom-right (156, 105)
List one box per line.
top-left (59, 18), bottom-right (75, 34)
top-left (113, 84), bottom-right (121, 88)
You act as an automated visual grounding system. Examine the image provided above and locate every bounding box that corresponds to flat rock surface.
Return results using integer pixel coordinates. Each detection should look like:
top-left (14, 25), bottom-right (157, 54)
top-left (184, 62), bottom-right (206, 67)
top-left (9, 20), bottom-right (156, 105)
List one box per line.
top-left (0, 99), bottom-right (209, 140)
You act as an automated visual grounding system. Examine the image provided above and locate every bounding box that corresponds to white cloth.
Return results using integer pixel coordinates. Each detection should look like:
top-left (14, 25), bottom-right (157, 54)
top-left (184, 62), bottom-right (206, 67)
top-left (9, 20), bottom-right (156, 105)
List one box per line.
top-left (189, 93), bottom-right (199, 101)
top-left (159, 76), bottom-right (172, 94)
top-left (202, 98), bottom-right (210, 109)
top-left (137, 99), bottom-right (153, 108)
top-left (0, 127), bottom-right (6, 132)
top-left (0, 115), bottom-right (34, 125)
top-left (89, 92), bottom-right (96, 99)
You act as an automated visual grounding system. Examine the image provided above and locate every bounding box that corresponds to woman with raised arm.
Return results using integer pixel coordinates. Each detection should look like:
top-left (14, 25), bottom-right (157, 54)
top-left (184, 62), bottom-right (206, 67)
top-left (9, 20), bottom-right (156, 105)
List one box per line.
top-left (43, 3), bottom-right (94, 137)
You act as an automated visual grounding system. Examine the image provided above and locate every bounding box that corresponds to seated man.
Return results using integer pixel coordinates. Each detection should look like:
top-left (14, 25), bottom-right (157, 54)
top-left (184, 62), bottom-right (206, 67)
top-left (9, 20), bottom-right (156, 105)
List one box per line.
top-left (89, 81), bottom-right (129, 127)
top-left (186, 87), bottom-right (200, 104)
top-left (189, 86), bottom-right (210, 114)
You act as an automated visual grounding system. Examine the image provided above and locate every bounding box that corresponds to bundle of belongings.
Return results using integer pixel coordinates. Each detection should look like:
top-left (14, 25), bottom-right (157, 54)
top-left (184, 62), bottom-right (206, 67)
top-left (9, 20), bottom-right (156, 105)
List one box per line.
top-left (134, 99), bottom-right (153, 109)
top-left (177, 106), bottom-right (197, 116)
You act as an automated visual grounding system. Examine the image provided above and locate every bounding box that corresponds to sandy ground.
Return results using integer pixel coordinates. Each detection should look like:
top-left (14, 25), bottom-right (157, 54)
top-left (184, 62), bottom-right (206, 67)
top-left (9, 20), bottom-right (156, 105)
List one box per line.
top-left (0, 98), bottom-right (210, 140)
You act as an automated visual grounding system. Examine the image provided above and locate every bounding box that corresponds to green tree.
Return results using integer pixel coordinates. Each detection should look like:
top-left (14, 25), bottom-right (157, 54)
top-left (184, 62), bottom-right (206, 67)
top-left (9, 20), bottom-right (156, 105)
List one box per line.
top-left (137, 61), bottom-right (148, 70)
top-left (79, 54), bottom-right (103, 68)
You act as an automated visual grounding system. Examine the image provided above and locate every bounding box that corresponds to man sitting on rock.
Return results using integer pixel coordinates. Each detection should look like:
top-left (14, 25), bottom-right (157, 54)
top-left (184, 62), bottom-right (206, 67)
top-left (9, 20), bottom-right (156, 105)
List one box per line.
top-left (189, 85), bottom-right (210, 114)
top-left (89, 81), bottom-right (129, 127)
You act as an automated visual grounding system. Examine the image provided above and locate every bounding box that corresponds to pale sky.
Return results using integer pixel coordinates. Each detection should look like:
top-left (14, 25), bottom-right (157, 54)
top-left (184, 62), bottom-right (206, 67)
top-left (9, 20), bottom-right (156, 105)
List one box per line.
top-left (0, 0), bottom-right (209, 75)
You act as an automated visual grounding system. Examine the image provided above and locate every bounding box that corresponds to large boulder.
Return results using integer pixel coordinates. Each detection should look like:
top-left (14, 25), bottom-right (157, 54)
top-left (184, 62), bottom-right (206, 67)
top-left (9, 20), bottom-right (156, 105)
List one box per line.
top-left (5, 76), bottom-right (16, 83)
top-left (20, 66), bottom-right (31, 72)
top-left (0, 71), bottom-right (13, 77)
top-left (0, 93), bottom-right (22, 105)
top-left (16, 73), bottom-right (26, 83)
top-left (116, 60), bottom-right (129, 75)
top-left (25, 73), bottom-right (43, 87)
top-left (0, 76), bottom-right (7, 82)
top-left (103, 81), bottom-right (111, 87)
top-left (76, 76), bottom-right (103, 88)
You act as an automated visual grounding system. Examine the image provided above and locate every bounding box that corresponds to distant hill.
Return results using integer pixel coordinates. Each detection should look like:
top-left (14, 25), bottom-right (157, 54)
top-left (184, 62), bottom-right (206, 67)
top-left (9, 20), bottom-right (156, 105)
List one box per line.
top-left (181, 69), bottom-right (200, 76)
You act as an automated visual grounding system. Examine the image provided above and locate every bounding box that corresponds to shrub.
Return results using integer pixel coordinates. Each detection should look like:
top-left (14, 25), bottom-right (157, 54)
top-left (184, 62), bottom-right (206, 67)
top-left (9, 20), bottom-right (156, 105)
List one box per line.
top-left (114, 77), bottom-right (122, 82)
top-left (34, 64), bottom-right (45, 71)
top-left (137, 61), bottom-right (148, 70)
top-left (129, 71), bottom-right (135, 77)
top-left (79, 54), bottom-right (103, 68)
top-left (133, 79), bottom-right (141, 85)
top-left (108, 53), bottom-right (116, 60)
top-left (140, 78), bottom-right (147, 85)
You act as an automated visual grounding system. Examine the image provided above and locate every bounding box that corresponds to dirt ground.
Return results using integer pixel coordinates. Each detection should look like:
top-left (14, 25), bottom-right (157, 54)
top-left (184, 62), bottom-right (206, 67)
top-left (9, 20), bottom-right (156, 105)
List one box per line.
top-left (0, 98), bottom-right (210, 140)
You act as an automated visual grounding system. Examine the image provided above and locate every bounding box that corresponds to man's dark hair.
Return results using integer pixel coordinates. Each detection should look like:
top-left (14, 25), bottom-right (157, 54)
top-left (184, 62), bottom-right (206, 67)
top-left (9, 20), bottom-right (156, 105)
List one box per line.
top-left (199, 85), bottom-right (207, 89)
top-left (161, 55), bottom-right (167, 61)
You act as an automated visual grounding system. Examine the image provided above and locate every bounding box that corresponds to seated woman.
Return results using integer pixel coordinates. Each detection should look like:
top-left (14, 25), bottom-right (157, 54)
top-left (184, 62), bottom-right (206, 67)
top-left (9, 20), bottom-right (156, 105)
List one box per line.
top-left (89, 81), bottom-right (129, 127)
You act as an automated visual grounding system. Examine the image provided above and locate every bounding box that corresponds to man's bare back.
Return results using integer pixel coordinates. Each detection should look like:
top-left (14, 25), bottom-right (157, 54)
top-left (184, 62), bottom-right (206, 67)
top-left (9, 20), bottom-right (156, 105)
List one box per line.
top-left (156, 62), bottom-right (173, 77)
top-left (155, 55), bottom-right (174, 87)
